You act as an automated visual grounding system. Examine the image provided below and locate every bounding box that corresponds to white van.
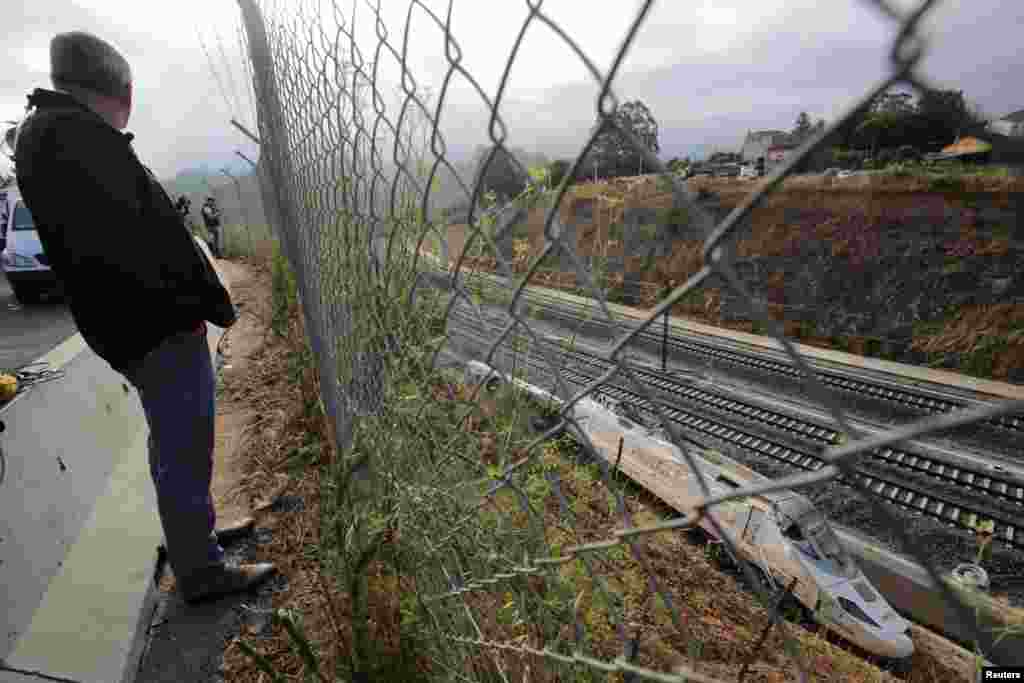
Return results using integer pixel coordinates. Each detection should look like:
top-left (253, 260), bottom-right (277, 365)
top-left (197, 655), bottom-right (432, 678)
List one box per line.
top-left (0, 189), bottom-right (61, 304)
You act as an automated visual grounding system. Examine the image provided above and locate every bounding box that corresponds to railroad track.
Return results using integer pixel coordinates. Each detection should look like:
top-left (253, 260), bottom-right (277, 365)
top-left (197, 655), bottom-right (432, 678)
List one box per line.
top-left (552, 342), bottom-right (1024, 506)
top-left (466, 275), bottom-right (1024, 435)
top-left (446, 307), bottom-right (1024, 549)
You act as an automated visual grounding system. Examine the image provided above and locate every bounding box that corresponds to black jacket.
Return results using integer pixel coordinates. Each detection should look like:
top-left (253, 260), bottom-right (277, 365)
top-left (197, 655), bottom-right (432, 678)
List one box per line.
top-left (13, 89), bottom-right (237, 378)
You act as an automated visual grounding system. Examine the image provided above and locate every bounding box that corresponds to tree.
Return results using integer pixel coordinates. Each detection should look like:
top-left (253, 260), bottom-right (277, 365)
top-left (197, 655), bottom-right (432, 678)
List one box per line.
top-left (585, 100), bottom-right (660, 178)
top-left (471, 145), bottom-right (527, 203)
top-left (547, 159), bottom-right (572, 189)
top-left (873, 91), bottom-right (915, 116)
top-left (789, 115), bottom-right (830, 172)
top-left (527, 165), bottom-right (550, 193)
top-left (856, 111), bottom-right (905, 156)
top-left (708, 151), bottom-right (741, 165)
top-left (915, 89), bottom-right (983, 147)
top-left (666, 157), bottom-right (690, 173)
top-left (792, 111), bottom-right (814, 142)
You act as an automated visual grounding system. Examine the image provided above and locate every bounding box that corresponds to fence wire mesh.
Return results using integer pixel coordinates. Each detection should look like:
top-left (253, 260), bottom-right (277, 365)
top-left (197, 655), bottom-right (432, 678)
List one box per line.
top-left (207, 167), bottom-right (274, 258)
top-left (236, 0), bottom-right (1023, 680)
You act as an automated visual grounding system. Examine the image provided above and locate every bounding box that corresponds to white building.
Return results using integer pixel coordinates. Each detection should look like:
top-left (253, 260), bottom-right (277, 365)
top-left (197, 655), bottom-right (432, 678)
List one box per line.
top-left (766, 143), bottom-right (800, 172)
top-left (990, 110), bottom-right (1024, 138)
top-left (741, 130), bottom-right (790, 164)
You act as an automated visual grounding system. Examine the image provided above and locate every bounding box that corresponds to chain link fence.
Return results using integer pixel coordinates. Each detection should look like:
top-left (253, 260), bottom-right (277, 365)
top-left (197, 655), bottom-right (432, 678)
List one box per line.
top-left (206, 167), bottom-right (276, 259)
top-left (236, 0), bottom-right (1023, 679)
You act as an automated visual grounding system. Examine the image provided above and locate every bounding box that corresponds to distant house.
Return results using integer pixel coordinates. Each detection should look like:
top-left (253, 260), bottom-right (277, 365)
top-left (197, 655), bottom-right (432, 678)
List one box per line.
top-left (990, 110), bottom-right (1024, 138)
top-left (938, 128), bottom-right (1024, 167)
top-left (930, 136), bottom-right (993, 164)
top-left (741, 130), bottom-right (789, 164)
top-left (765, 142), bottom-right (800, 171)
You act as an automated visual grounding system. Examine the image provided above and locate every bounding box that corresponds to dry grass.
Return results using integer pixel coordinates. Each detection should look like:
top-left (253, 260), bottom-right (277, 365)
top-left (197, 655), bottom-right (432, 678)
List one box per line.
top-left (910, 303), bottom-right (1024, 378)
top-left (212, 257), bottom-right (357, 683)
top-left (453, 432), bottom-right (974, 683)
top-left (687, 172), bottom-right (1024, 198)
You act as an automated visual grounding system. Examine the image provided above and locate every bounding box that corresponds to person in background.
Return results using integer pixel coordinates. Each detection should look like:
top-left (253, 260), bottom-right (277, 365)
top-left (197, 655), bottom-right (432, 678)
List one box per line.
top-left (175, 195), bottom-right (190, 221)
top-left (177, 195), bottom-right (201, 238)
top-left (0, 190), bottom-right (9, 252)
top-left (12, 31), bottom-right (275, 604)
top-left (201, 197), bottom-right (222, 259)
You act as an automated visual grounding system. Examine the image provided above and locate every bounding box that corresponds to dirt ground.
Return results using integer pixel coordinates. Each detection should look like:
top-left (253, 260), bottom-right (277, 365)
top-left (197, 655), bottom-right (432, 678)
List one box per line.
top-left (209, 259), bottom-right (289, 528)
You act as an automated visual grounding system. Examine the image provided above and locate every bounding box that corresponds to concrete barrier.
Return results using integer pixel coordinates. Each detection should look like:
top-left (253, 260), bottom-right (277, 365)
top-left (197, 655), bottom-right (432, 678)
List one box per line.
top-left (838, 528), bottom-right (1023, 667)
top-left (0, 243), bottom-right (229, 682)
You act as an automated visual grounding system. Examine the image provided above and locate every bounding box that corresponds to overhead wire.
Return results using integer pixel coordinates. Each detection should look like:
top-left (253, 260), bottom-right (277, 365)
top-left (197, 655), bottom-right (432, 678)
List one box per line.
top-left (197, 25), bottom-right (238, 124)
top-left (214, 25), bottom-right (244, 122)
top-left (237, 23), bottom-right (260, 135)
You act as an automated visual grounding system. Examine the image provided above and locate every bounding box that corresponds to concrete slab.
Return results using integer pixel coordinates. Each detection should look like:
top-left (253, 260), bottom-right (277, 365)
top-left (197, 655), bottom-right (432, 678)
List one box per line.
top-left (0, 250), bottom-right (232, 683)
top-left (2, 424), bottom-right (161, 682)
top-left (0, 347), bottom-right (144, 658)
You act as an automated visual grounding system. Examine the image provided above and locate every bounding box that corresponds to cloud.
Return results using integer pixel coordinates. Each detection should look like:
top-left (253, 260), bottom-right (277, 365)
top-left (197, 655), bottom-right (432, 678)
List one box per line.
top-left (2, 0), bottom-right (257, 179)
top-left (403, 0), bottom-right (1024, 162)
top-left (3, 0), bottom-right (1022, 181)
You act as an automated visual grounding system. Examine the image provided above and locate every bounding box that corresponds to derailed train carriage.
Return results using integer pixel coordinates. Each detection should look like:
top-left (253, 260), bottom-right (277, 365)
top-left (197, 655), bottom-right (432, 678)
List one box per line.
top-left (465, 360), bottom-right (915, 660)
top-left (690, 461), bottom-right (915, 659)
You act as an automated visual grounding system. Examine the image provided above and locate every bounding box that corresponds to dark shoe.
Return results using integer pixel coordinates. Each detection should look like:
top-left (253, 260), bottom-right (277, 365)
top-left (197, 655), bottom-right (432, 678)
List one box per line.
top-left (180, 562), bottom-right (278, 605)
top-left (215, 517), bottom-right (256, 545)
top-left (156, 517), bottom-right (255, 558)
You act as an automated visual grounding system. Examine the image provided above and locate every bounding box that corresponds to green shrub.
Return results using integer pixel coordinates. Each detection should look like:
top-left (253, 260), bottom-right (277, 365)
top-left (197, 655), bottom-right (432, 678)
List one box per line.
top-left (930, 174), bottom-right (965, 192)
top-left (897, 145), bottom-right (921, 162)
top-left (875, 148), bottom-right (899, 167)
top-left (885, 162), bottom-right (918, 177)
top-left (548, 159), bottom-right (572, 189)
top-left (271, 243), bottom-right (298, 337)
top-left (833, 147), bottom-right (866, 169)
top-left (962, 339), bottom-right (1008, 378)
top-left (659, 206), bottom-right (692, 237)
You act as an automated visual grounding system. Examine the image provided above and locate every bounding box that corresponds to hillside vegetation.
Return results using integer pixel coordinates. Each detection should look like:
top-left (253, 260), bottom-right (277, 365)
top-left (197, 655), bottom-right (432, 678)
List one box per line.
top-left (448, 171), bottom-right (1024, 383)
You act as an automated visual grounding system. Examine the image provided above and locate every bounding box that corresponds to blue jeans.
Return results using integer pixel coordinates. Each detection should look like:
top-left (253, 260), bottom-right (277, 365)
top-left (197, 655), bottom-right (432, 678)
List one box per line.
top-left (127, 324), bottom-right (225, 581)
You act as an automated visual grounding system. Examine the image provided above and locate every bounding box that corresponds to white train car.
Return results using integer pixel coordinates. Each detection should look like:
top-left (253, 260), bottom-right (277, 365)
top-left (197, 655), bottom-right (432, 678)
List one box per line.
top-left (681, 451), bottom-right (915, 659)
top-left (466, 360), bottom-right (915, 660)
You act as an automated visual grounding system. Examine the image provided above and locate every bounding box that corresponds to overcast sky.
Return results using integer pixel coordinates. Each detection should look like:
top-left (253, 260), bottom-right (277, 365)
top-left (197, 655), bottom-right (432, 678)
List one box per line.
top-left (3, 0), bottom-right (1022, 181)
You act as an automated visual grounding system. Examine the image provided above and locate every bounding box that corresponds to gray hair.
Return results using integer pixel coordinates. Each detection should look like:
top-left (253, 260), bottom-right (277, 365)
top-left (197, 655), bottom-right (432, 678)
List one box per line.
top-left (50, 32), bottom-right (132, 100)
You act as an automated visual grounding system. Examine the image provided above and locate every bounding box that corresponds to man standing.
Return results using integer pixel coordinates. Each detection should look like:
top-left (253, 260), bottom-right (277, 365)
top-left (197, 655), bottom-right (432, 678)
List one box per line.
top-left (13, 32), bottom-right (275, 604)
top-left (201, 197), bottom-right (222, 258)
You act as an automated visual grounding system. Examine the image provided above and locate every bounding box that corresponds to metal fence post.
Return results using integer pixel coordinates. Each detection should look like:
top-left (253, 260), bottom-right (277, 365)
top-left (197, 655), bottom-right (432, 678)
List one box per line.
top-left (236, 0), bottom-right (350, 455)
top-left (662, 308), bottom-right (669, 373)
top-left (661, 281), bottom-right (672, 373)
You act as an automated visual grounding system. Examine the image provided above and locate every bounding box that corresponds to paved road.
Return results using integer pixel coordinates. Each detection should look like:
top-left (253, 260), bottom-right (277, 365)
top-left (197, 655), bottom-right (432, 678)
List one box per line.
top-left (0, 273), bottom-right (77, 371)
top-left (0, 343), bottom-right (143, 660)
